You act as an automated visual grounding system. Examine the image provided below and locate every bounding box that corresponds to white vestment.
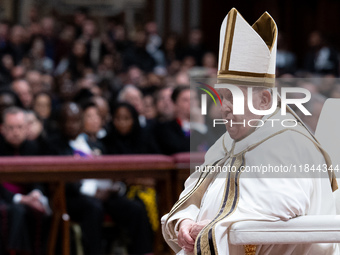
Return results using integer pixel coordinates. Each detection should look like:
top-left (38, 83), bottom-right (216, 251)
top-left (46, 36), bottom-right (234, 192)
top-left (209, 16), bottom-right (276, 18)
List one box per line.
top-left (162, 111), bottom-right (338, 255)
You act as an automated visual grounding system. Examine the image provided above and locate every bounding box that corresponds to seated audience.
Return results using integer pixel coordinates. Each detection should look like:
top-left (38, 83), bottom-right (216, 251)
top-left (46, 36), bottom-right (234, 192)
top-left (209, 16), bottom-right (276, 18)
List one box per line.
top-left (49, 102), bottom-right (154, 254)
top-left (0, 107), bottom-right (50, 254)
top-left (48, 102), bottom-right (103, 255)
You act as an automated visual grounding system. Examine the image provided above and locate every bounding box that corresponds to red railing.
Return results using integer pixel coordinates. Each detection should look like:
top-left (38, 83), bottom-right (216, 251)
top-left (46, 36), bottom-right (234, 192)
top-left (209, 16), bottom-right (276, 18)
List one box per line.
top-left (0, 152), bottom-right (205, 255)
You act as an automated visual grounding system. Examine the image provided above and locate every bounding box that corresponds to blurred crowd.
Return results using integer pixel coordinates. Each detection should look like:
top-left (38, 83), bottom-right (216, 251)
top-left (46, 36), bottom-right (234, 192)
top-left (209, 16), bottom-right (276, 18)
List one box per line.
top-left (0, 7), bottom-right (212, 255)
top-left (1, 6), bottom-right (340, 255)
top-left (1, 8), bottom-right (340, 157)
top-left (0, 5), bottom-right (225, 157)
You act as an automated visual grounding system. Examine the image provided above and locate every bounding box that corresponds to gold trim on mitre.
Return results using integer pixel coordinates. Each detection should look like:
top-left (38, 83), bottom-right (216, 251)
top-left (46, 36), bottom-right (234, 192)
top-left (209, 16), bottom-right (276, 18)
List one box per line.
top-left (216, 76), bottom-right (275, 88)
top-left (217, 8), bottom-right (278, 86)
top-left (221, 8), bottom-right (237, 72)
top-left (252, 12), bottom-right (278, 52)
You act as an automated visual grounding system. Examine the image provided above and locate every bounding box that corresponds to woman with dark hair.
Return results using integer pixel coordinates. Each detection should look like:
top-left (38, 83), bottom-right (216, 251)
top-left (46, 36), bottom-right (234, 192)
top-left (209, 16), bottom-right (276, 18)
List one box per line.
top-left (101, 102), bottom-right (159, 254)
top-left (66, 39), bottom-right (91, 80)
top-left (81, 101), bottom-right (106, 155)
top-left (102, 102), bottom-right (159, 154)
top-left (32, 91), bottom-right (58, 136)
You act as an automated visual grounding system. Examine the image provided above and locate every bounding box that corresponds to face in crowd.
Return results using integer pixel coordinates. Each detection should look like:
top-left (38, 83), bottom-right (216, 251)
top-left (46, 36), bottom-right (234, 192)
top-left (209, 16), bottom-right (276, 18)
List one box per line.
top-left (121, 86), bottom-right (145, 115)
top-left (92, 96), bottom-right (110, 124)
top-left (33, 92), bottom-right (52, 120)
top-left (173, 88), bottom-right (191, 121)
top-left (1, 110), bottom-right (27, 147)
top-left (156, 87), bottom-right (174, 120)
top-left (61, 102), bottom-right (83, 140)
top-left (11, 80), bottom-right (33, 109)
top-left (26, 111), bottom-right (43, 141)
top-left (83, 104), bottom-right (102, 137)
top-left (112, 103), bottom-right (139, 136)
top-left (143, 95), bottom-right (157, 120)
top-left (113, 107), bottom-right (134, 136)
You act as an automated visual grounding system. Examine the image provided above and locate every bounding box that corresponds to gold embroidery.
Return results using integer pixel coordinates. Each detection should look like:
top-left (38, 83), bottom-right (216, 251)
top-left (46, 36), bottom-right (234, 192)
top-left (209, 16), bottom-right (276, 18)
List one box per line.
top-left (244, 245), bottom-right (257, 255)
top-left (252, 12), bottom-right (277, 51)
top-left (218, 70), bottom-right (275, 78)
top-left (217, 75), bottom-right (275, 88)
top-left (197, 154), bottom-right (244, 255)
top-left (225, 9), bottom-right (237, 71)
top-left (221, 8), bottom-right (236, 72)
top-left (166, 157), bottom-right (230, 227)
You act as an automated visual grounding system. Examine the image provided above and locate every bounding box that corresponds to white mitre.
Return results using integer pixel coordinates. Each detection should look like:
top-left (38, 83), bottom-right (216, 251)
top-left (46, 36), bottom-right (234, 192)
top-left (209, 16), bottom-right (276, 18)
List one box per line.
top-left (215, 8), bottom-right (337, 191)
top-left (217, 8), bottom-right (277, 87)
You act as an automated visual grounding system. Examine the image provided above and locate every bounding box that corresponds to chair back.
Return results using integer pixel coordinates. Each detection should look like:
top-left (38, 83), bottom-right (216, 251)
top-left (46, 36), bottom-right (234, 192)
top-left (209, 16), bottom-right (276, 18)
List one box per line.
top-left (315, 98), bottom-right (340, 214)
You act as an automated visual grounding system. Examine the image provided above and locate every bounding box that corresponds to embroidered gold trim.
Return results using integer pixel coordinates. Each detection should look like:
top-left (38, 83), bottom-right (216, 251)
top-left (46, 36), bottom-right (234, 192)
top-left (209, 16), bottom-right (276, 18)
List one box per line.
top-left (221, 8), bottom-right (237, 72)
top-left (195, 154), bottom-right (244, 255)
top-left (166, 157), bottom-right (230, 220)
top-left (167, 171), bottom-right (208, 216)
top-left (216, 76), bottom-right (275, 88)
top-left (225, 9), bottom-right (236, 71)
top-left (244, 244), bottom-right (257, 255)
top-left (218, 70), bottom-right (275, 79)
top-left (252, 12), bottom-right (277, 52)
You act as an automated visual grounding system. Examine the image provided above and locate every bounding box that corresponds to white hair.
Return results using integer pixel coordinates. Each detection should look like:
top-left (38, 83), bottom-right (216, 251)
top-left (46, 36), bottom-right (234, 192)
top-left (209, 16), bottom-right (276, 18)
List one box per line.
top-left (117, 85), bottom-right (142, 102)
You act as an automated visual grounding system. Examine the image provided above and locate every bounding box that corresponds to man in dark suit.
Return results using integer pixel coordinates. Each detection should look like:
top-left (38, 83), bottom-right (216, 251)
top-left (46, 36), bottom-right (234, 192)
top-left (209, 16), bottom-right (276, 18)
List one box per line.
top-left (154, 85), bottom-right (211, 154)
top-left (0, 107), bottom-right (42, 156)
top-left (154, 86), bottom-right (191, 155)
top-left (0, 106), bottom-right (50, 254)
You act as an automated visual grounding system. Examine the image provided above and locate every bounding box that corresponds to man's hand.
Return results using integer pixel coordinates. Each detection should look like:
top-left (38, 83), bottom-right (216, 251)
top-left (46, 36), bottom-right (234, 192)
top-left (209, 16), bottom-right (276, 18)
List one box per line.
top-left (20, 194), bottom-right (45, 213)
top-left (178, 219), bottom-right (195, 253)
top-left (189, 220), bottom-right (211, 240)
top-left (29, 190), bottom-right (42, 200)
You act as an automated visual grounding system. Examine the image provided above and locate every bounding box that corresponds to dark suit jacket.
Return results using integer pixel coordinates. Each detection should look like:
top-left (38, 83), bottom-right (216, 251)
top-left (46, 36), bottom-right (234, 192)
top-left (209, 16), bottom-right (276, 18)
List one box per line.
top-left (154, 119), bottom-right (190, 155)
top-left (0, 138), bottom-right (43, 156)
top-left (0, 185), bottom-right (14, 203)
top-left (47, 134), bottom-right (106, 195)
top-left (0, 136), bottom-right (48, 196)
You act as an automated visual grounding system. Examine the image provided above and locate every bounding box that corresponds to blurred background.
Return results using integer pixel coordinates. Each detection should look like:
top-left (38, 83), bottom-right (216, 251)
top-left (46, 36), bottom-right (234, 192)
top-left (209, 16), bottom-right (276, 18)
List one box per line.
top-left (2, 0), bottom-right (340, 68)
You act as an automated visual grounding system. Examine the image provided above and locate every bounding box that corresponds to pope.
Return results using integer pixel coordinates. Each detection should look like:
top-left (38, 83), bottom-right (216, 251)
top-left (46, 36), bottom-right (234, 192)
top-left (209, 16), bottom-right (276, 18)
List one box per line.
top-left (162, 8), bottom-right (338, 255)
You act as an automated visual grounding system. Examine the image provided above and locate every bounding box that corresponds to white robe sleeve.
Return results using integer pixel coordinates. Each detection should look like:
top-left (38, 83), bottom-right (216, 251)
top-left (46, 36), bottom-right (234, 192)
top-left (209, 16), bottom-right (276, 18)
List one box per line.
top-left (161, 169), bottom-right (203, 253)
top-left (161, 133), bottom-right (227, 253)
